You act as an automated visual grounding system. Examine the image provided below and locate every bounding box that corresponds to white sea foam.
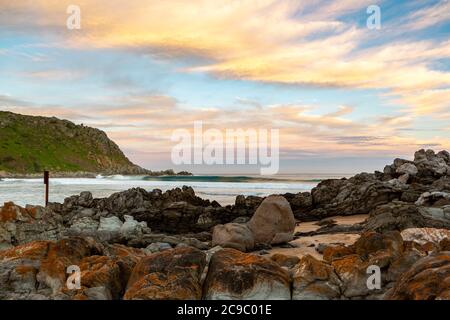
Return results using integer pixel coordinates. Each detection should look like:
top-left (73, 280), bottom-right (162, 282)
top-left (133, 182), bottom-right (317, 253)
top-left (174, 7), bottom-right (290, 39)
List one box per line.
top-left (0, 174), bottom-right (340, 207)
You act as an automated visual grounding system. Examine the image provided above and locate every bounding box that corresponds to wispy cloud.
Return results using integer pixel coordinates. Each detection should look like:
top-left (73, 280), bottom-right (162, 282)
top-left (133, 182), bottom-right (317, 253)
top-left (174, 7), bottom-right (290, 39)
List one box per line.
top-left (0, 0), bottom-right (449, 169)
top-left (1, 1), bottom-right (448, 117)
top-left (2, 89), bottom-right (448, 167)
top-left (0, 95), bottom-right (94, 120)
top-left (402, 0), bottom-right (450, 31)
top-left (17, 70), bottom-right (86, 81)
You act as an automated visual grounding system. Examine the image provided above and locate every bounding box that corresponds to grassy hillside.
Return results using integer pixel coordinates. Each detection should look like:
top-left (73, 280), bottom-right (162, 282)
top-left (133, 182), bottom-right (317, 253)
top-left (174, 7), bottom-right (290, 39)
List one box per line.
top-left (0, 111), bottom-right (147, 174)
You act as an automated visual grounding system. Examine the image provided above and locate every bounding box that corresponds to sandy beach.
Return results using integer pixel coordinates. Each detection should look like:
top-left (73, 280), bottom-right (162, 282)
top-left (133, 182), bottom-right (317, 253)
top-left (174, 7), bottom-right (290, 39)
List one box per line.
top-left (269, 214), bottom-right (367, 259)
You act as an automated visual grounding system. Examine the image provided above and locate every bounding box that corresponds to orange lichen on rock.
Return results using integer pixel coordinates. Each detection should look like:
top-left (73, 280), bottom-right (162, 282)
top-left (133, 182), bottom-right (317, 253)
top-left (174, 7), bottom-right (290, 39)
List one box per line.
top-left (270, 253), bottom-right (300, 269)
top-left (292, 255), bottom-right (342, 300)
top-left (25, 206), bottom-right (38, 219)
top-left (124, 272), bottom-right (203, 300)
top-left (124, 247), bottom-right (206, 300)
top-left (0, 240), bottom-right (51, 261)
top-left (104, 244), bottom-right (147, 291)
top-left (37, 237), bottom-right (104, 293)
top-left (353, 231), bottom-right (403, 259)
top-left (14, 265), bottom-right (38, 275)
top-left (0, 202), bottom-right (22, 222)
top-left (79, 255), bottom-right (122, 298)
top-left (331, 254), bottom-right (365, 277)
top-left (0, 202), bottom-right (44, 222)
top-left (388, 252), bottom-right (450, 300)
top-left (106, 244), bottom-right (147, 260)
top-left (203, 248), bottom-right (291, 300)
top-left (323, 245), bottom-right (355, 263)
top-left (295, 254), bottom-right (335, 280)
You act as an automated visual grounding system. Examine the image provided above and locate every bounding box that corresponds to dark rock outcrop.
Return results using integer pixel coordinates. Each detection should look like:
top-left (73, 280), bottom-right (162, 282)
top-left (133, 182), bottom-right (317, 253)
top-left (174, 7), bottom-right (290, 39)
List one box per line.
top-left (306, 149), bottom-right (450, 220)
top-left (363, 201), bottom-right (450, 233)
top-left (310, 173), bottom-right (407, 219)
top-left (50, 187), bottom-right (242, 235)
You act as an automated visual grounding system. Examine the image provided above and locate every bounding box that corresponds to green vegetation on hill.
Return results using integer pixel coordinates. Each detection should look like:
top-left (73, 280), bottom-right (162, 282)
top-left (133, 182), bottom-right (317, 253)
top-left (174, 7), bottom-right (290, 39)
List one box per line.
top-left (0, 111), bottom-right (147, 174)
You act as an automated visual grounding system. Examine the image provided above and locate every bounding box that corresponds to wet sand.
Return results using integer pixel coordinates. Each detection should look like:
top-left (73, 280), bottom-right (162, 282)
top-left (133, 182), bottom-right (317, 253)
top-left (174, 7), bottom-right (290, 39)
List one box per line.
top-left (268, 214), bottom-right (368, 260)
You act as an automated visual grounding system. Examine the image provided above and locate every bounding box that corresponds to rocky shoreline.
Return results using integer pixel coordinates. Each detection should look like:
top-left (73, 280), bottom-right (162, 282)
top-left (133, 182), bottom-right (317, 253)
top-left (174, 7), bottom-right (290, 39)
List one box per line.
top-left (0, 149), bottom-right (449, 300)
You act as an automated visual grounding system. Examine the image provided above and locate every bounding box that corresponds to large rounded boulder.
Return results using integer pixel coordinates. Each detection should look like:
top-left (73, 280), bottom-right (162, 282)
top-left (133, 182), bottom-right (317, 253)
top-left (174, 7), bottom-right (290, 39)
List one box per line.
top-left (247, 195), bottom-right (295, 245)
top-left (211, 223), bottom-right (254, 252)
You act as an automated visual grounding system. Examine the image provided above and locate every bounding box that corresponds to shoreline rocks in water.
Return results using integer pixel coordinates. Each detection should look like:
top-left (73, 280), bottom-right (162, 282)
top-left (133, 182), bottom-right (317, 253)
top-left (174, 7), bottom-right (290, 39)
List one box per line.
top-left (0, 149), bottom-right (449, 300)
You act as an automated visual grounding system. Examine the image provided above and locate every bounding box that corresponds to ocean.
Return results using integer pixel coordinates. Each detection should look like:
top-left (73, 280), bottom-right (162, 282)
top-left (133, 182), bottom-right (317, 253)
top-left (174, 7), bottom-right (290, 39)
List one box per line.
top-left (0, 174), bottom-right (349, 207)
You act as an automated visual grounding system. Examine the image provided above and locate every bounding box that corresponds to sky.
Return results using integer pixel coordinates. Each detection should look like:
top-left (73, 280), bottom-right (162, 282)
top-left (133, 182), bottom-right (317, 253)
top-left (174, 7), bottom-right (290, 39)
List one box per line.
top-left (0, 0), bottom-right (449, 174)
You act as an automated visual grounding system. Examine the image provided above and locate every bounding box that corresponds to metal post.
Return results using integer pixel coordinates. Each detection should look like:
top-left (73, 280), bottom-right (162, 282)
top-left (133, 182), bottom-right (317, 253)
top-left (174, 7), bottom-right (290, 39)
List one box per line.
top-left (44, 171), bottom-right (49, 206)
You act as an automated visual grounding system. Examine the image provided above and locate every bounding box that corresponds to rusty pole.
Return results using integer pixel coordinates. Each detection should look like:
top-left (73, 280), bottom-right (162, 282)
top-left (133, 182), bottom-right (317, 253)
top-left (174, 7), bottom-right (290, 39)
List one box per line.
top-left (44, 171), bottom-right (49, 206)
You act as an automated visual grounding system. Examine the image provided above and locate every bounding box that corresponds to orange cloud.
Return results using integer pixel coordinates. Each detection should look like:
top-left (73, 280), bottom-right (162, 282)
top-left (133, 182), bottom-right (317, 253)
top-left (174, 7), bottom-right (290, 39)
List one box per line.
top-left (74, 94), bottom-right (448, 159)
top-left (1, 1), bottom-right (449, 117)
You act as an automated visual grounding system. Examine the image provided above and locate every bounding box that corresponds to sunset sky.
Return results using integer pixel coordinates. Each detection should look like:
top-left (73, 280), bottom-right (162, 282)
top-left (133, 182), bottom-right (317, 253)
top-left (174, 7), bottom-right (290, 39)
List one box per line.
top-left (0, 0), bottom-right (449, 174)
